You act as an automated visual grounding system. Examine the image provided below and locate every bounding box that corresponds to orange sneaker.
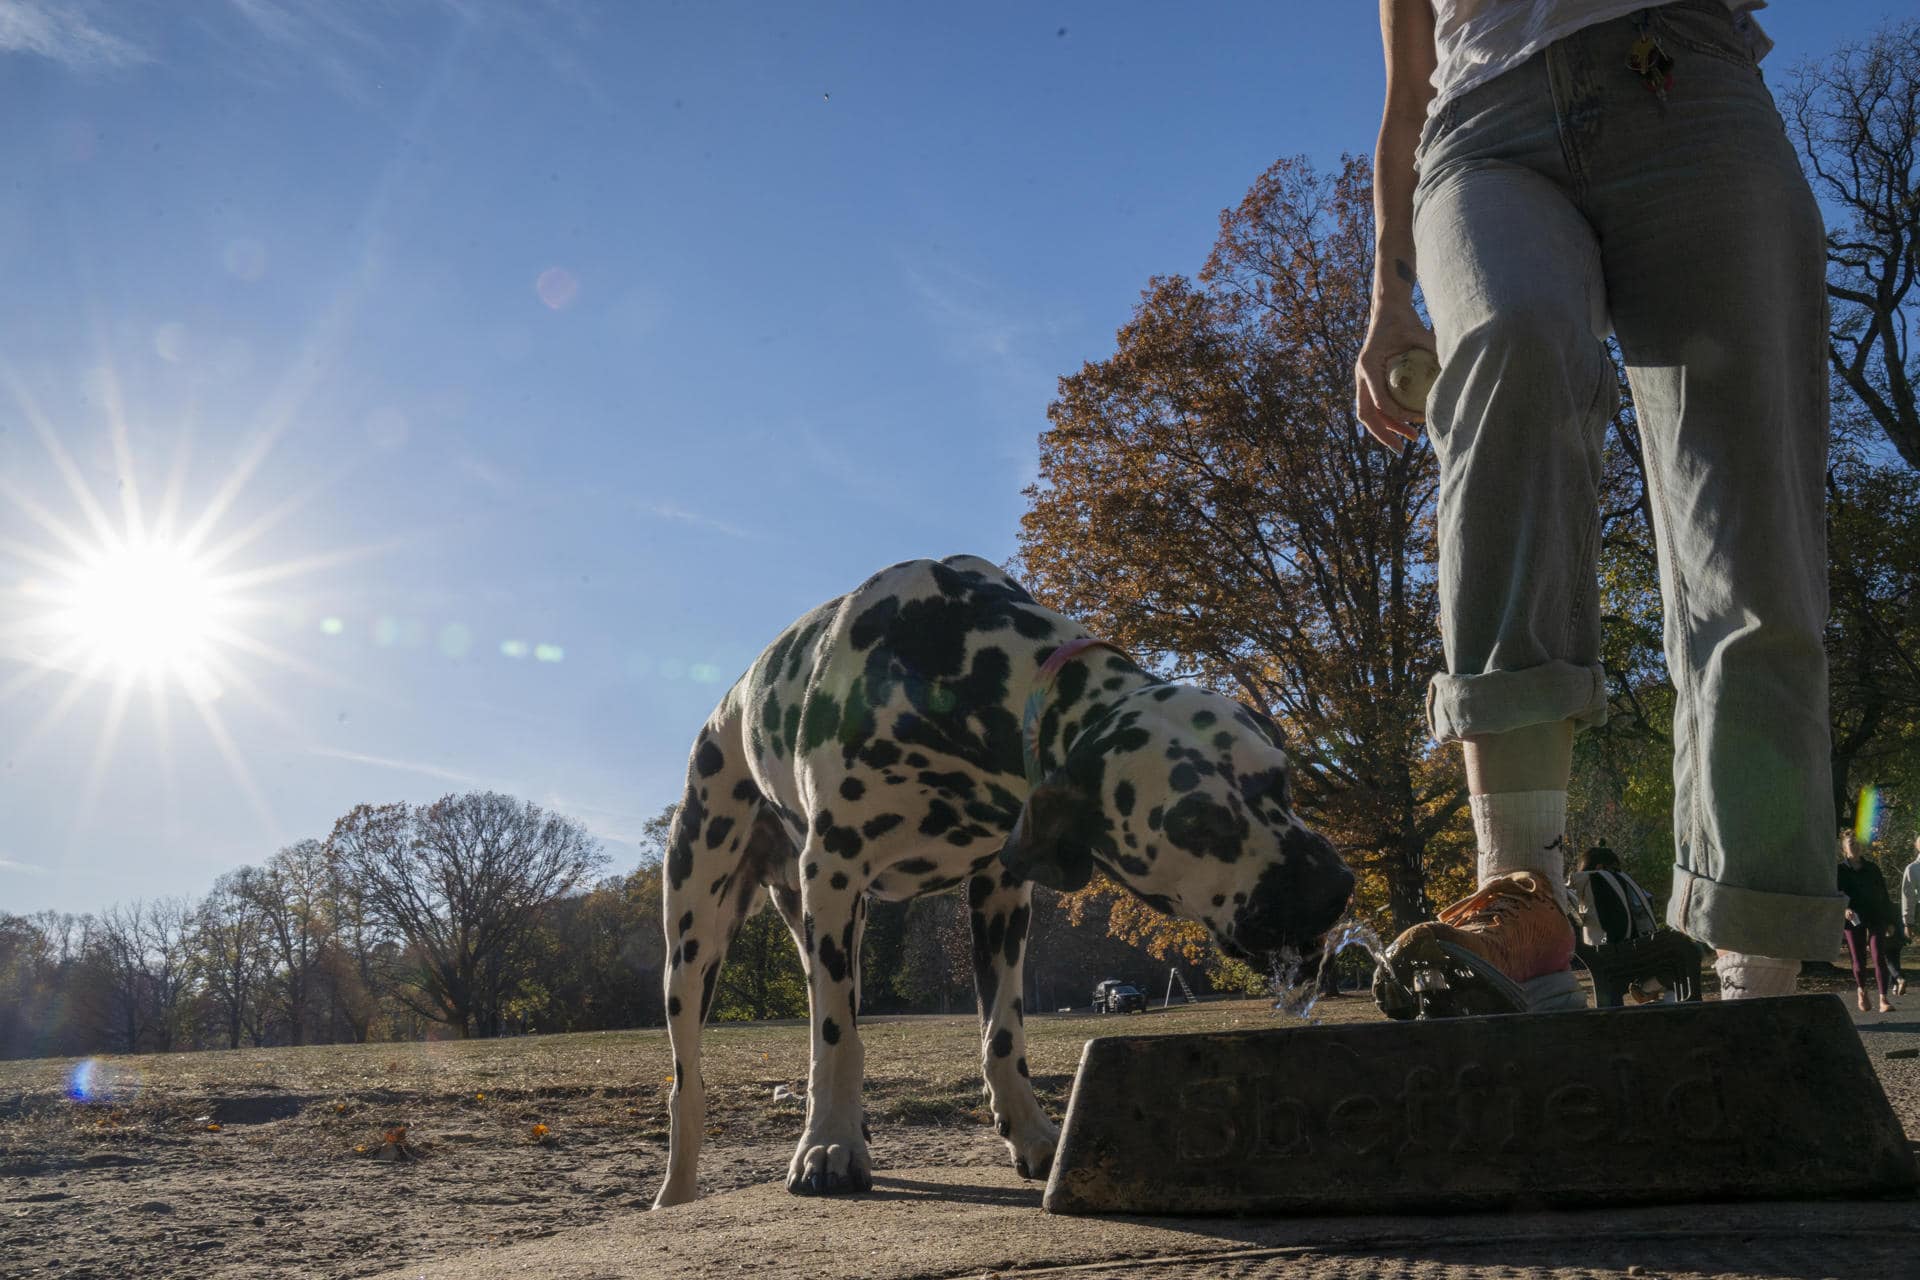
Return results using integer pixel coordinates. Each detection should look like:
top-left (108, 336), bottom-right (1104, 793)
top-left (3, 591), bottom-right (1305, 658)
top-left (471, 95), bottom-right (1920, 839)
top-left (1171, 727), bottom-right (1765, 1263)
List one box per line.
top-left (1373, 871), bottom-right (1581, 1019)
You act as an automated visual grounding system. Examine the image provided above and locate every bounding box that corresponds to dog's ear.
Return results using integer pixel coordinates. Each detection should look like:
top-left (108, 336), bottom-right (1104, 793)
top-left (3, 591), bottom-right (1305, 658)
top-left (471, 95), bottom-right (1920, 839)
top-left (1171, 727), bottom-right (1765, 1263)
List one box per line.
top-left (1000, 777), bottom-right (1098, 892)
top-left (1232, 700), bottom-right (1289, 753)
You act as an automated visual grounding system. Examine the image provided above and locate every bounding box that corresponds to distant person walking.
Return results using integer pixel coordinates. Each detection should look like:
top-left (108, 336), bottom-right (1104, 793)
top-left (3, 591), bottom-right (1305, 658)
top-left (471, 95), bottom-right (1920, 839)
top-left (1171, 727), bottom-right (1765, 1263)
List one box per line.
top-left (1569, 843), bottom-right (1702, 1005)
top-left (1895, 832), bottom-right (1920, 997)
top-left (1569, 844), bottom-right (1658, 949)
top-left (1838, 830), bottom-right (1897, 1013)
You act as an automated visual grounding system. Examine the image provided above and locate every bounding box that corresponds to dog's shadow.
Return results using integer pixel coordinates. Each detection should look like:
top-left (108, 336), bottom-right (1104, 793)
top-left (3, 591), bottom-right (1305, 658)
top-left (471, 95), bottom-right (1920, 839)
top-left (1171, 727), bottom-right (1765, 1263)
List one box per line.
top-left (863, 1175), bottom-right (1044, 1208)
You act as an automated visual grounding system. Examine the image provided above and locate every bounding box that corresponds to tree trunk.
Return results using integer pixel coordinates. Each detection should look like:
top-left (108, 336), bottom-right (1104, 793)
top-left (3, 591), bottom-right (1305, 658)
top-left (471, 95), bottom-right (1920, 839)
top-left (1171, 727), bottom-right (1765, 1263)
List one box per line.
top-left (1383, 834), bottom-right (1429, 936)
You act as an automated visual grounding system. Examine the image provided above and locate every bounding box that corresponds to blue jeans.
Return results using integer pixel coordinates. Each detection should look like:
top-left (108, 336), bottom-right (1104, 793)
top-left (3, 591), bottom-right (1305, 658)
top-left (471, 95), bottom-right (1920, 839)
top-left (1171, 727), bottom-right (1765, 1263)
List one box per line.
top-left (1411, 0), bottom-right (1847, 958)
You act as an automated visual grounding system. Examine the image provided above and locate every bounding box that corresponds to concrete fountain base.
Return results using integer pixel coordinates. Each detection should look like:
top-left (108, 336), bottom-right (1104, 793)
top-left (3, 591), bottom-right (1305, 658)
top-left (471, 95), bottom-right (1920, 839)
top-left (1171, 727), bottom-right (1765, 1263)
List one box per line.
top-left (1044, 994), bottom-right (1916, 1215)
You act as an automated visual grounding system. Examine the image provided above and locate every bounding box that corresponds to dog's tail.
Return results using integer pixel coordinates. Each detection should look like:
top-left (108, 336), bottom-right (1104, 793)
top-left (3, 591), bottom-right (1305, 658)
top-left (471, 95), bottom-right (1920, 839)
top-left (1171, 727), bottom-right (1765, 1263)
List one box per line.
top-left (652, 690), bottom-right (793, 1209)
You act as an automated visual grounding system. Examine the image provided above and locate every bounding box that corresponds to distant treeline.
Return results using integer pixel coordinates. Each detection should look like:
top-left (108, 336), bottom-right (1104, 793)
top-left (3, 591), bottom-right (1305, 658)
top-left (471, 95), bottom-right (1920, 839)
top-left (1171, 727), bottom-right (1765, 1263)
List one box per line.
top-left (0, 791), bottom-right (1209, 1061)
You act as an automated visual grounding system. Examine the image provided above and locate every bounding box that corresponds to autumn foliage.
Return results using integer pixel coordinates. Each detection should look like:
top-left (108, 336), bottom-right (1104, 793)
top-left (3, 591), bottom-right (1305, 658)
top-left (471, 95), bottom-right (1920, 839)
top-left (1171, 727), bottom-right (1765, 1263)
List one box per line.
top-left (1018, 155), bottom-right (1471, 939)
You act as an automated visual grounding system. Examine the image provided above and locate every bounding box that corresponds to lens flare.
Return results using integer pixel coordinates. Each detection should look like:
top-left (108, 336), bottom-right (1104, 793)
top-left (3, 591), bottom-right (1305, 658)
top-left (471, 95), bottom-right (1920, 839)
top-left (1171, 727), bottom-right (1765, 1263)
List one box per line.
top-left (535, 267), bottom-right (580, 310)
top-left (1856, 785), bottom-right (1883, 845)
top-left (66, 1057), bottom-right (140, 1104)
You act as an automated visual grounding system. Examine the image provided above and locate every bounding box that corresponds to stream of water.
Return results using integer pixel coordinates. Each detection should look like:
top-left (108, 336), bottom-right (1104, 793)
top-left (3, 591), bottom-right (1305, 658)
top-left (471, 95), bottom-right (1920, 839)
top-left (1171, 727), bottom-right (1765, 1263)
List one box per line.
top-left (1269, 919), bottom-right (1390, 1023)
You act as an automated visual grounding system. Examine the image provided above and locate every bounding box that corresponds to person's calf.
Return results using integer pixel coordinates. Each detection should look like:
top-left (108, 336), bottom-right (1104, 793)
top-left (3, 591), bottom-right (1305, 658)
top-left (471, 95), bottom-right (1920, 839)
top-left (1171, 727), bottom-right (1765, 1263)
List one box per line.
top-left (1470, 790), bottom-right (1570, 888)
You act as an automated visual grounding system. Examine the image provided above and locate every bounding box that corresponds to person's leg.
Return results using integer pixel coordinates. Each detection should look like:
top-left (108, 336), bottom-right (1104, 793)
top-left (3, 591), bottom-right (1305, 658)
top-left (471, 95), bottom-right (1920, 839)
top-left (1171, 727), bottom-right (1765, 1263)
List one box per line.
top-left (1575, 4), bottom-right (1847, 982)
top-left (1887, 930), bottom-right (1906, 995)
top-left (1415, 100), bottom-right (1614, 900)
top-left (1462, 722), bottom-right (1576, 887)
top-left (1869, 930), bottom-right (1894, 1010)
top-left (1844, 923), bottom-right (1871, 1009)
top-left (1378, 44), bottom-right (1617, 1018)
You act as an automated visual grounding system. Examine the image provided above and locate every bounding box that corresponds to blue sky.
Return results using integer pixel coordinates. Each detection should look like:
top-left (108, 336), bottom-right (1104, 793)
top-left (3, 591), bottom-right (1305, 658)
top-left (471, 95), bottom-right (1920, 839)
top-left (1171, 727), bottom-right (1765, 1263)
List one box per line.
top-left (1, 1), bottom-right (1905, 915)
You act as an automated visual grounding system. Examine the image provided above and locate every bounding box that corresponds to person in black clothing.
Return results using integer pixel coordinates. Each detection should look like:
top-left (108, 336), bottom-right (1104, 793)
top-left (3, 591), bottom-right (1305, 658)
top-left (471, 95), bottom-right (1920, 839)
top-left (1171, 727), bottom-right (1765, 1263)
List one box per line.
top-left (1568, 844), bottom-right (1702, 1006)
top-left (1838, 830), bottom-right (1898, 1014)
top-left (1572, 845), bottom-right (1647, 943)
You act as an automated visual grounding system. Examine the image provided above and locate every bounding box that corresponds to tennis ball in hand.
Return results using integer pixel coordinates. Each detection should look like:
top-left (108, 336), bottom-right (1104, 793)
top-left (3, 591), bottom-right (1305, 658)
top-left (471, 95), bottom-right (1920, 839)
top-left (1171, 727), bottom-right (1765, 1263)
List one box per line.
top-left (1386, 349), bottom-right (1441, 414)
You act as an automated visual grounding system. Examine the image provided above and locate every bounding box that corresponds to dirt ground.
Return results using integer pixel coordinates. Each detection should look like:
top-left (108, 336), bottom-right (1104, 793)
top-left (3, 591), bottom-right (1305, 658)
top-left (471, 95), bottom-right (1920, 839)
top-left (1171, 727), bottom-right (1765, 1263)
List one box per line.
top-left (3, 977), bottom-right (1917, 1280)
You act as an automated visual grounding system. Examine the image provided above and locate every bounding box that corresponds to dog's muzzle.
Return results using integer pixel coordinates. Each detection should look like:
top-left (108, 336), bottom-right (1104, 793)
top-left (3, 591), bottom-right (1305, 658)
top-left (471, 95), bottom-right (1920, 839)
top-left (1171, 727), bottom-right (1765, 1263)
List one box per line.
top-left (1227, 827), bottom-right (1355, 959)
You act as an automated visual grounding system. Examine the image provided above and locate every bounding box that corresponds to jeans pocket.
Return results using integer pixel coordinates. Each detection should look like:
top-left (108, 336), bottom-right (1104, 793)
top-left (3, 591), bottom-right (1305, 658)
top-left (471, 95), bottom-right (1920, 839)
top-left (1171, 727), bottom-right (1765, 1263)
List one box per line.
top-left (1652, 1), bottom-right (1757, 70)
top-left (1415, 97), bottom-right (1461, 170)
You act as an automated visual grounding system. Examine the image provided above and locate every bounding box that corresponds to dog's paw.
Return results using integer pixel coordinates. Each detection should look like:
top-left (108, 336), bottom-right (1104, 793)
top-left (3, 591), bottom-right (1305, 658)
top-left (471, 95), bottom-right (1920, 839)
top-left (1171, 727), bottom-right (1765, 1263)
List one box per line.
top-left (651, 1180), bottom-right (696, 1210)
top-left (785, 1136), bottom-right (873, 1196)
top-left (1006, 1118), bottom-right (1060, 1182)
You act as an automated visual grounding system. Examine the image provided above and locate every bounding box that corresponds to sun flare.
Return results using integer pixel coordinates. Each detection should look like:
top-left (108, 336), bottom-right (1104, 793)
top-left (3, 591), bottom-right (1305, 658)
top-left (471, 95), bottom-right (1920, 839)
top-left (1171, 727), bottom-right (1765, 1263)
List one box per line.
top-left (0, 366), bottom-right (365, 838)
top-left (55, 539), bottom-right (231, 687)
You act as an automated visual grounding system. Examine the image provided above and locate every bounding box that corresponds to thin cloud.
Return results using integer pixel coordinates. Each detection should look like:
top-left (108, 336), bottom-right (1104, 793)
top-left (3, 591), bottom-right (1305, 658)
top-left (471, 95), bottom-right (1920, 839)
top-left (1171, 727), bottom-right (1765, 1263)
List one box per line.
top-left (307, 746), bottom-right (488, 788)
top-left (457, 454), bottom-right (519, 499)
top-left (0, 1), bottom-right (146, 68)
top-left (637, 500), bottom-right (749, 540)
top-left (0, 855), bottom-right (47, 874)
top-left (218, 0), bottom-right (391, 103)
top-left (899, 256), bottom-right (1074, 376)
top-left (538, 793), bottom-right (652, 849)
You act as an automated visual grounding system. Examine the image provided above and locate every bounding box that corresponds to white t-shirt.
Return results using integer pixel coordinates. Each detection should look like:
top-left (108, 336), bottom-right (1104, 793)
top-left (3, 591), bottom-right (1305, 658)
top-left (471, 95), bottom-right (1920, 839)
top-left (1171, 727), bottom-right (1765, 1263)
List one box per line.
top-left (1428, 1), bottom-right (1773, 116)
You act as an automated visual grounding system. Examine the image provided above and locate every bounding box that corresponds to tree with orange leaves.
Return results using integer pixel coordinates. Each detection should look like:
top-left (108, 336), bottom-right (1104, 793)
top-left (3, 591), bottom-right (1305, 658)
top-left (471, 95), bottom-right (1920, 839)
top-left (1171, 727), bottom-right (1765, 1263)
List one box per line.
top-left (1018, 155), bottom-right (1470, 937)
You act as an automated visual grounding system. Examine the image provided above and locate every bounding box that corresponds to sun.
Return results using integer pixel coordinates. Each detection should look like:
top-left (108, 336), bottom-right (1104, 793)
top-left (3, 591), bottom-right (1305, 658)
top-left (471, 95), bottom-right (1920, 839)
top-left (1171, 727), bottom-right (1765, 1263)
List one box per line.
top-left (55, 538), bottom-right (232, 687)
top-left (0, 367), bottom-right (366, 837)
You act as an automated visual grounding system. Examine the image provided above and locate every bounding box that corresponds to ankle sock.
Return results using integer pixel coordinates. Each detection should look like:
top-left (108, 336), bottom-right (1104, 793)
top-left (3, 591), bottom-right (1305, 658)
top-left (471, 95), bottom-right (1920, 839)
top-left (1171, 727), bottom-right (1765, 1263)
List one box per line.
top-left (1470, 789), bottom-right (1569, 886)
top-left (1713, 952), bottom-right (1798, 999)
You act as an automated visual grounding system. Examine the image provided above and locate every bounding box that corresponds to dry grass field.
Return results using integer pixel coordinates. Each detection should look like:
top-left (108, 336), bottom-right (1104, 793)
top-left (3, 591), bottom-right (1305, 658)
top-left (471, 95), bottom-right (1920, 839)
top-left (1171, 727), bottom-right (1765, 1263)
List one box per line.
top-left (0, 997), bottom-right (1383, 1279)
top-left (8, 972), bottom-right (1917, 1280)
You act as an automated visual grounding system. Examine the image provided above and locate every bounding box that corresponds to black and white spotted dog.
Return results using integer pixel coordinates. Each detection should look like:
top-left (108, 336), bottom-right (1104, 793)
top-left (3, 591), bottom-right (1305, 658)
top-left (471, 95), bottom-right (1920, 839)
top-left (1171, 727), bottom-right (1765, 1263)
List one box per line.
top-left (651, 556), bottom-right (1353, 1207)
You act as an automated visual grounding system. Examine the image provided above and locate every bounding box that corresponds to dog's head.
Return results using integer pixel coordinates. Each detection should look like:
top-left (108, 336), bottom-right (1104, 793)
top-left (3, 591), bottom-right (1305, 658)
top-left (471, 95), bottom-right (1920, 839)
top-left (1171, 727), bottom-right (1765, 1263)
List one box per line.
top-left (1001, 682), bottom-right (1353, 965)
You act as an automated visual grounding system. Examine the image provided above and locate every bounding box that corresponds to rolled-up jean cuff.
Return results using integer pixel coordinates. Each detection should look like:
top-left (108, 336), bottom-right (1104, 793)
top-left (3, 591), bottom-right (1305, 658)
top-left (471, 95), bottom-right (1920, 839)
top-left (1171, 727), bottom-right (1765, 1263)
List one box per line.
top-left (1425, 661), bottom-right (1608, 742)
top-left (1667, 864), bottom-right (1850, 959)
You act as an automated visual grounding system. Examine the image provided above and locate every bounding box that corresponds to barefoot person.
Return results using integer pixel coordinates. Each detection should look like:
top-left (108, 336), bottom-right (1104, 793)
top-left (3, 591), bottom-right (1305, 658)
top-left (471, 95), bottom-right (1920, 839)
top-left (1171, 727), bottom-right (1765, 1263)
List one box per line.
top-left (1358, 0), bottom-right (1847, 1015)
top-left (1898, 833), bottom-right (1920, 997)
top-left (1839, 830), bottom-right (1898, 1014)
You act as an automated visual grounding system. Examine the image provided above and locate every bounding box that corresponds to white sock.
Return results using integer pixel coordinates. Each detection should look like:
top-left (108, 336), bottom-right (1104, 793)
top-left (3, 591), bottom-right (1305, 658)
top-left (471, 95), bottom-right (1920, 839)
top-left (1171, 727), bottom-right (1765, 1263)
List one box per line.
top-left (1713, 952), bottom-right (1799, 999)
top-left (1470, 790), bottom-right (1569, 885)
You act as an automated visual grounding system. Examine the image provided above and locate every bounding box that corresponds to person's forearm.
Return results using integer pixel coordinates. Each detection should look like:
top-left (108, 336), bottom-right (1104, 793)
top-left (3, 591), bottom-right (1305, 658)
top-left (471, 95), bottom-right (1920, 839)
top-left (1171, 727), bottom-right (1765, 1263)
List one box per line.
top-left (1372, 105), bottom-right (1425, 313)
top-left (1373, 0), bottom-right (1437, 315)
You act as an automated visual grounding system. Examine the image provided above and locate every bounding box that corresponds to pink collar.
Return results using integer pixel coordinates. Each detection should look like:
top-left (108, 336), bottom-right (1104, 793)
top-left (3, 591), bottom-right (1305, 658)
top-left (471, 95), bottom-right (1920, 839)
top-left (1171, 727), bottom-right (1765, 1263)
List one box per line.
top-left (1021, 637), bottom-right (1134, 786)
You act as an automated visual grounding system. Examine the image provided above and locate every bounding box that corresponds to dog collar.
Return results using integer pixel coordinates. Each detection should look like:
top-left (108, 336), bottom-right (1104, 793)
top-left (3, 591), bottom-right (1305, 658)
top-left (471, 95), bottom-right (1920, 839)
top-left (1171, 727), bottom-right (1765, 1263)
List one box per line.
top-left (1021, 637), bottom-right (1133, 788)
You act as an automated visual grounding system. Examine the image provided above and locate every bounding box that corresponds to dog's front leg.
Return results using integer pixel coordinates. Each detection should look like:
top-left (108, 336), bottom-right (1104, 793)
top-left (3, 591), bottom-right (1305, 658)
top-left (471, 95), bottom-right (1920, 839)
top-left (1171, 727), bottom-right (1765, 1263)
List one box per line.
top-left (786, 880), bottom-right (871, 1195)
top-left (969, 872), bottom-right (1058, 1180)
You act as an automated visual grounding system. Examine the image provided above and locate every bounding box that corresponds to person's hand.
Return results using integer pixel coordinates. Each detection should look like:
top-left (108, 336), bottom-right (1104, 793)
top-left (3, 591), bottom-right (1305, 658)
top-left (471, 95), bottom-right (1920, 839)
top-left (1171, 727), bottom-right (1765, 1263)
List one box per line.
top-left (1846, 909), bottom-right (1861, 927)
top-left (1354, 299), bottom-right (1436, 449)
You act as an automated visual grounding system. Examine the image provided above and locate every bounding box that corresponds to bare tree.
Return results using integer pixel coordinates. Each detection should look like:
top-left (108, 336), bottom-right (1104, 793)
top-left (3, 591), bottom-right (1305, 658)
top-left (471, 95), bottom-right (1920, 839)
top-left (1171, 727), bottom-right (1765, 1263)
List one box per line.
top-left (322, 850), bottom-right (391, 1043)
top-left (328, 792), bottom-right (603, 1038)
top-left (1785, 21), bottom-right (1920, 469)
top-left (242, 842), bottom-right (332, 1046)
top-left (137, 899), bottom-right (196, 1053)
top-left (896, 891), bottom-right (973, 1015)
top-left (195, 870), bottom-right (270, 1051)
top-left (86, 905), bottom-right (148, 1052)
top-left (79, 900), bottom-right (195, 1053)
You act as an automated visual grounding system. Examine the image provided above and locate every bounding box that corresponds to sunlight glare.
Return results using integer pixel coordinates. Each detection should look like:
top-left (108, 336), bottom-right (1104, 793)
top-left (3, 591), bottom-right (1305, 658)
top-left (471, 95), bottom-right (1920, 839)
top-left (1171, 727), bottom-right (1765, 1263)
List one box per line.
top-left (59, 539), bottom-right (228, 688)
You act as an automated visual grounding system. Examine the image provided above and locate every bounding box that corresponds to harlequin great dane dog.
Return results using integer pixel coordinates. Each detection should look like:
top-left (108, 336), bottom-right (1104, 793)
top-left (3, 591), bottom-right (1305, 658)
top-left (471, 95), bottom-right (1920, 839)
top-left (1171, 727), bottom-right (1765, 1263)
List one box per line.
top-left (650, 556), bottom-right (1353, 1207)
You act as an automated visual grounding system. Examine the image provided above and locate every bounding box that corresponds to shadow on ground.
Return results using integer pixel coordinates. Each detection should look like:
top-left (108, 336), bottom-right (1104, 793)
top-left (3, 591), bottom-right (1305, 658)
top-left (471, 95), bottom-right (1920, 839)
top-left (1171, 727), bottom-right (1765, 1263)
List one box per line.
top-left (381, 1161), bottom-right (1920, 1279)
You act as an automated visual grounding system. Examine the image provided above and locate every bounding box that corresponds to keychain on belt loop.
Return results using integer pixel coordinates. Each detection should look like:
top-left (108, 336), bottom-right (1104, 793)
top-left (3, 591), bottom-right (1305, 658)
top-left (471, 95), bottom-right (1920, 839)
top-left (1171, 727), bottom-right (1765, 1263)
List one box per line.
top-left (1627, 11), bottom-right (1675, 105)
